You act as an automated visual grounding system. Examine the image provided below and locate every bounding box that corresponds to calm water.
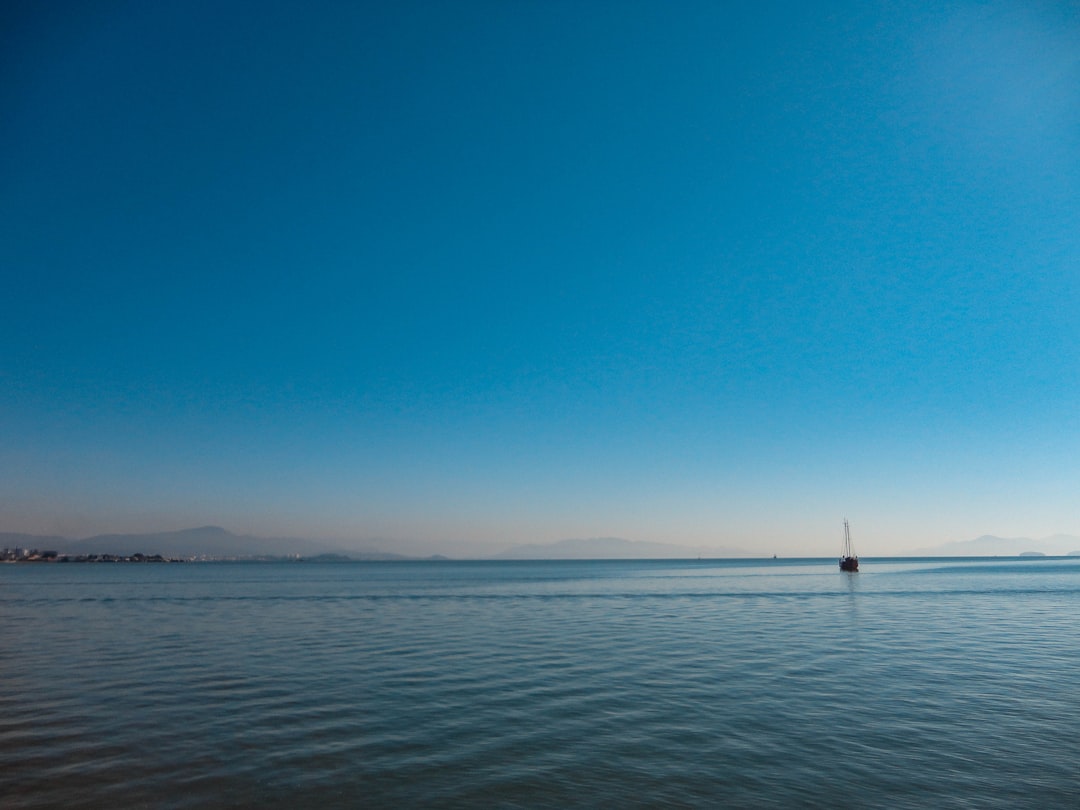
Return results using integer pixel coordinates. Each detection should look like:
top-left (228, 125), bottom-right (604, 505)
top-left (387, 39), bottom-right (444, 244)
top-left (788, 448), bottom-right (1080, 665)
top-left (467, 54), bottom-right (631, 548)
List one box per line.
top-left (4, 557), bottom-right (1080, 808)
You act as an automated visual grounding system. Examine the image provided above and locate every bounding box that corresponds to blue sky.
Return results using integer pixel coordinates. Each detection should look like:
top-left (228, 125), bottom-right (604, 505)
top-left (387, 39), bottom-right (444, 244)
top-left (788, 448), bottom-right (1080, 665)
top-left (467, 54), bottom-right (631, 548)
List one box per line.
top-left (3, 1), bottom-right (1079, 555)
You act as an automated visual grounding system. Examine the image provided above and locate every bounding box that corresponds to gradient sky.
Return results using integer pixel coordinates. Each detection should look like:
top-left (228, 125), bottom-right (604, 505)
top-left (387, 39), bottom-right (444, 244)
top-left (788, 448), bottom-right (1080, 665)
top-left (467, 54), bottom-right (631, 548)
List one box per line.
top-left (3, 1), bottom-right (1079, 556)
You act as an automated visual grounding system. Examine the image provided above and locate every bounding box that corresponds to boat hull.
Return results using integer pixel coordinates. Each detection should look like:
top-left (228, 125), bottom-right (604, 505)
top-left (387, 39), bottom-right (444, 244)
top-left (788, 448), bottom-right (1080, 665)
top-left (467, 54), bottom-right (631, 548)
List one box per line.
top-left (839, 556), bottom-right (858, 572)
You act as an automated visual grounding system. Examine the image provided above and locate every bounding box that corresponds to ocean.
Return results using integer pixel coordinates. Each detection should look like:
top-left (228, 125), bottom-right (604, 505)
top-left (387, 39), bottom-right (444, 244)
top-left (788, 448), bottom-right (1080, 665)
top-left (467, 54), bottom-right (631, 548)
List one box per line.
top-left (3, 557), bottom-right (1080, 808)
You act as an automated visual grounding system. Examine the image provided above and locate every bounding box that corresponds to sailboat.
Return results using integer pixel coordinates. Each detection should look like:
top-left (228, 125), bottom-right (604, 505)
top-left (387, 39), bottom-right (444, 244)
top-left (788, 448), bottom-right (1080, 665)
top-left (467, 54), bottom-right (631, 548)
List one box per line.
top-left (839, 519), bottom-right (858, 572)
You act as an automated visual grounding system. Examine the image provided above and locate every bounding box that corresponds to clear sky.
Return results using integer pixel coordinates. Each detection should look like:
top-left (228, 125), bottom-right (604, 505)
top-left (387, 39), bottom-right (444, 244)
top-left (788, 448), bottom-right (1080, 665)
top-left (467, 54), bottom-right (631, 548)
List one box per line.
top-left (3, 1), bottom-right (1079, 556)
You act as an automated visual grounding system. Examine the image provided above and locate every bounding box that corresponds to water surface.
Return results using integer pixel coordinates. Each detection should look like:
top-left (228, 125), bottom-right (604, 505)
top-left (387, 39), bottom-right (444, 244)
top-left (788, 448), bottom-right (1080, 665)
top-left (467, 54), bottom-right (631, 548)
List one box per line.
top-left (3, 557), bottom-right (1079, 808)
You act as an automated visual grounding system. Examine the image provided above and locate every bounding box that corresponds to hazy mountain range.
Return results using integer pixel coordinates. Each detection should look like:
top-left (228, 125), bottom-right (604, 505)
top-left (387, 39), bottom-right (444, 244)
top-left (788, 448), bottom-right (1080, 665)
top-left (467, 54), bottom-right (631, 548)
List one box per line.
top-left (0, 528), bottom-right (751, 560)
top-left (493, 537), bottom-right (753, 559)
top-left (904, 534), bottom-right (1080, 557)
top-left (0, 526), bottom-right (410, 560)
top-left (3, 527), bottom-right (1080, 560)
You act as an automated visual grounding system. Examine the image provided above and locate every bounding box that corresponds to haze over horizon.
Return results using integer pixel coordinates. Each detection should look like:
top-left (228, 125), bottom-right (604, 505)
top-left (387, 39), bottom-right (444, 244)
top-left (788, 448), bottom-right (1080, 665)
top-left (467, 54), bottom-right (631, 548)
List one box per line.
top-left (4, 2), bottom-right (1079, 558)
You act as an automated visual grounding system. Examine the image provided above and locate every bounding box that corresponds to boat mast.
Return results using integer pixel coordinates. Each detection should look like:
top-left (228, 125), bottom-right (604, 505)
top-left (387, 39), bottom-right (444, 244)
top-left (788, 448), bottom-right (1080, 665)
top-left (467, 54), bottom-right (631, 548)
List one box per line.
top-left (839, 518), bottom-right (859, 571)
top-left (843, 518), bottom-right (853, 558)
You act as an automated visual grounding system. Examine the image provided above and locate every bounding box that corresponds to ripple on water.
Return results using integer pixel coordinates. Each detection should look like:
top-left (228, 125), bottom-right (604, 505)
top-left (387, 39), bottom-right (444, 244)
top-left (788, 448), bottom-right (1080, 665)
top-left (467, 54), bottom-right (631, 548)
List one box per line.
top-left (4, 560), bottom-right (1080, 808)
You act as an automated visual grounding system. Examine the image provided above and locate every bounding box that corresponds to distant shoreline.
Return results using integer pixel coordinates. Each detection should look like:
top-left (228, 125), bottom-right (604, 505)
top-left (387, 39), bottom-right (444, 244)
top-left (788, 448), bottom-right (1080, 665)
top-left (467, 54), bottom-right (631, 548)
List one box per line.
top-left (2, 550), bottom-right (184, 563)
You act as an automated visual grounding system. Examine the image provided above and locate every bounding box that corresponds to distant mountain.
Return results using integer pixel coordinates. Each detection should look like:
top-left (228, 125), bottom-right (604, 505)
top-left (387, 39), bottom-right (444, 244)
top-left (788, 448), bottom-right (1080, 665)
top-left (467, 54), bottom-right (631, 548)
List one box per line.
top-left (64, 526), bottom-right (343, 558)
top-left (3, 526), bottom-right (411, 560)
top-left (906, 534), bottom-right (1080, 557)
top-left (494, 536), bottom-right (753, 560)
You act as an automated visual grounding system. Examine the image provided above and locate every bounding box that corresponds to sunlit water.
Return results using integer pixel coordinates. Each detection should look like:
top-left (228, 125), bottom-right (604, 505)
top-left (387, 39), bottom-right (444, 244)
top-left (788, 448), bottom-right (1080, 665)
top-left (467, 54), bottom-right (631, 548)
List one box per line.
top-left (4, 558), bottom-right (1080, 808)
